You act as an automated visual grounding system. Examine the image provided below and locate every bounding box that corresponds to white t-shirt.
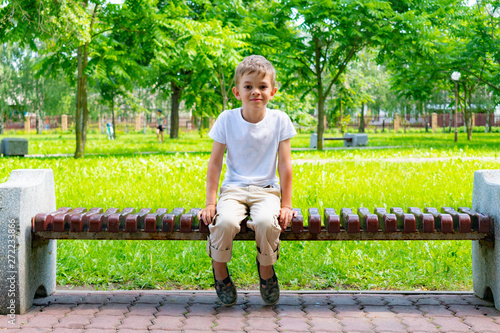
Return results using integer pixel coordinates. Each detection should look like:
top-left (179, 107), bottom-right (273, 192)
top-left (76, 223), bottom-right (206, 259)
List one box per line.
top-left (209, 107), bottom-right (297, 189)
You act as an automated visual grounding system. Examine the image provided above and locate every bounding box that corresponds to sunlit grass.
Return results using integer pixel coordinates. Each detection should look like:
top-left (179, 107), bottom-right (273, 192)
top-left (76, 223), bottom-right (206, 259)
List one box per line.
top-left (1, 130), bottom-right (499, 291)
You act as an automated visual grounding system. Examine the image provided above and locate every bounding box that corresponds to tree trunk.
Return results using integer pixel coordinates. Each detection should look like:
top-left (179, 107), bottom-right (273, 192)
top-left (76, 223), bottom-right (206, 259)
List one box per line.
top-left (111, 90), bottom-right (116, 140)
top-left (170, 80), bottom-right (182, 139)
top-left (467, 89), bottom-right (473, 140)
top-left (359, 102), bottom-right (365, 133)
top-left (314, 38), bottom-right (324, 150)
top-left (75, 45), bottom-right (84, 158)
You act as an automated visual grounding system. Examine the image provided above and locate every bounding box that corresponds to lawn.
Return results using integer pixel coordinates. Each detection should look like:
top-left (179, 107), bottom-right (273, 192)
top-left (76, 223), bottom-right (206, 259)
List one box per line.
top-left (1, 129), bottom-right (499, 291)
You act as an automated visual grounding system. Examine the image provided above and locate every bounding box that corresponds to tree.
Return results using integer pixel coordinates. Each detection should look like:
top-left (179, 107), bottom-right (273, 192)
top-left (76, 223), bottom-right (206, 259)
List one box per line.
top-left (275, 0), bottom-right (419, 150)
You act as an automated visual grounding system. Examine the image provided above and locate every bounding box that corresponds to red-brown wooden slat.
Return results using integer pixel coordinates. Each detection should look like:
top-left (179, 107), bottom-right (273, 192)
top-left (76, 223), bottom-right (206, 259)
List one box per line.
top-left (358, 207), bottom-right (379, 233)
top-left (308, 208), bottom-right (321, 234)
top-left (391, 207), bottom-right (417, 233)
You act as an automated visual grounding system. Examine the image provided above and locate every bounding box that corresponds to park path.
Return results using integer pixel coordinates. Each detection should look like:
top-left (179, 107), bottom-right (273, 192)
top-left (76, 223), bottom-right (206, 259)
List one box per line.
top-left (2, 290), bottom-right (499, 332)
top-left (293, 156), bottom-right (500, 165)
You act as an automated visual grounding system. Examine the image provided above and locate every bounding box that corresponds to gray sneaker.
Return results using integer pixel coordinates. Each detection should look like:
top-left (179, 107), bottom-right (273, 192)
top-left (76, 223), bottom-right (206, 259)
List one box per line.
top-left (257, 258), bottom-right (280, 305)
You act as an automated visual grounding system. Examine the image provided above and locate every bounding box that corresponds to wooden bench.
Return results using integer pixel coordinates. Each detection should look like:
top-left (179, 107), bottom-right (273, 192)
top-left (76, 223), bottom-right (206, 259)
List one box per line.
top-left (0, 169), bottom-right (499, 314)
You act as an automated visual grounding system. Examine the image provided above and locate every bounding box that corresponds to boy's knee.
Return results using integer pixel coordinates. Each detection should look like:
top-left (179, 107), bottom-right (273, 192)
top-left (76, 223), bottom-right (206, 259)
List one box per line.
top-left (212, 214), bottom-right (240, 233)
top-left (251, 214), bottom-right (278, 230)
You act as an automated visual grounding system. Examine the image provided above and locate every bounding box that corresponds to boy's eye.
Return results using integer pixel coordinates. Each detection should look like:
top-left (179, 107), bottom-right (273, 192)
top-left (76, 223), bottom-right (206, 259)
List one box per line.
top-left (260, 86), bottom-right (268, 90)
top-left (244, 85), bottom-right (252, 89)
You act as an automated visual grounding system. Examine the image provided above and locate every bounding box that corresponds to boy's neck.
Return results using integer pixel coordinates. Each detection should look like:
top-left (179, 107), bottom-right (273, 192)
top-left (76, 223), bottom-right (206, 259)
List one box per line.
top-left (241, 107), bottom-right (267, 124)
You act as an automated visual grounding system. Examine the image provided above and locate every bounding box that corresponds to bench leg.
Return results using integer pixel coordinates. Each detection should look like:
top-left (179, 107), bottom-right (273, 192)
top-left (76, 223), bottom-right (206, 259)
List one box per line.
top-left (472, 170), bottom-right (500, 310)
top-left (0, 169), bottom-right (57, 314)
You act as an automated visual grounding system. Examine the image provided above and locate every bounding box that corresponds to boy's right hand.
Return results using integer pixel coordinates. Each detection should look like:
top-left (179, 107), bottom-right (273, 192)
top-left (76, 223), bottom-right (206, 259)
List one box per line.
top-left (198, 204), bottom-right (217, 225)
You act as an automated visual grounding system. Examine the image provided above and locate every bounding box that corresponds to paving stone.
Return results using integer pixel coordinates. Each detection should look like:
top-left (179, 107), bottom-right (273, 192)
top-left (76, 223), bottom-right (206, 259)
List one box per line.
top-left (245, 316), bottom-right (278, 331)
top-left (84, 330), bottom-right (116, 333)
top-left (384, 295), bottom-right (414, 306)
top-left (399, 316), bottom-right (438, 332)
top-left (245, 294), bottom-right (271, 306)
top-left (38, 304), bottom-right (72, 315)
top-left (216, 304), bottom-right (247, 317)
top-left (448, 304), bottom-right (489, 317)
top-left (97, 303), bottom-right (130, 316)
top-left (150, 315), bottom-right (185, 331)
top-left (183, 316), bottom-right (215, 330)
top-left (53, 314), bottom-right (91, 329)
top-left (276, 295), bottom-right (302, 306)
top-left (126, 303), bottom-right (159, 316)
top-left (192, 294), bottom-right (219, 304)
top-left (185, 303), bottom-right (217, 317)
top-left (428, 315), bottom-right (471, 332)
top-left (32, 296), bottom-right (56, 306)
top-left (156, 302), bottom-right (189, 317)
top-left (308, 317), bottom-right (343, 332)
top-left (477, 306), bottom-right (500, 317)
top-left (135, 294), bottom-right (166, 304)
top-left (0, 312), bottom-right (38, 328)
top-left (68, 303), bottom-right (100, 315)
top-left (409, 296), bottom-right (442, 305)
top-left (51, 329), bottom-right (84, 333)
top-left (182, 330), bottom-right (213, 333)
top-left (213, 316), bottom-right (246, 331)
top-left (304, 304), bottom-right (335, 318)
top-left (333, 305), bottom-right (364, 318)
top-left (108, 294), bottom-right (138, 304)
top-left (24, 314), bottom-right (61, 328)
top-left (329, 295), bottom-right (358, 306)
top-left (276, 317), bottom-right (310, 332)
top-left (301, 295), bottom-right (331, 305)
top-left (163, 294), bottom-right (193, 304)
top-left (338, 317), bottom-right (373, 332)
top-left (370, 317), bottom-right (406, 332)
top-left (116, 329), bottom-right (150, 333)
top-left (80, 294), bottom-right (111, 304)
top-left (355, 295), bottom-right (386, 306)
top-left (462, 296), bottom-right (495, 307)
top-left (391, 305), bottom-right (425, 317)
top-left (246, 305), bottom-right (278, 318)
top-left (275, 305), bottom-right (306, 318)
top-left (86, 315), bottom-right (123, 329)
top-left (436, 295), bottom-right (471, 305)
top-left (52, 294), bottom-right (85, 305)
top-left (116, 316), bottom-right (154, 330)
top-left (363, 305), bottom-right (397, 318)
top-left (462, 315), bottom-right (500, 332)
top-left (3, 329), bottom-right (51, 333)
top-left (419, 305), bottom-right (454, 317)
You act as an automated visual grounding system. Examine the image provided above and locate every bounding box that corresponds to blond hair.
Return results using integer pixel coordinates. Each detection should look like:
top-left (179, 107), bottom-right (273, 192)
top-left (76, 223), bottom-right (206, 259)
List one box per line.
top-left (234, 55), bottom-right (276, 88)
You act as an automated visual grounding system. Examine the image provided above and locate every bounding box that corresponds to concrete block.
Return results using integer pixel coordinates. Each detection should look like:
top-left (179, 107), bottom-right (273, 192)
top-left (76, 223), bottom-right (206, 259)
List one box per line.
top-left (310, 133), bottom-right (318, 148)
top-left (472, 170), bottom-right (500, 310)
top-left (344, 133), bottom-right (369, 147)
top-left (0, 169), bottom-right (57, 314)
top-left (1, 138), bottom-right (28, 156)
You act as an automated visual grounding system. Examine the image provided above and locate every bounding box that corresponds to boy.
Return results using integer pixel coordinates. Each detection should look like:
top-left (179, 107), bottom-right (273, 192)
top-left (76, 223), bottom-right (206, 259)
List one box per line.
top-left (197, 55), bottom-right (297, 306)
top-left (156, 109), bottom-right (166, 143)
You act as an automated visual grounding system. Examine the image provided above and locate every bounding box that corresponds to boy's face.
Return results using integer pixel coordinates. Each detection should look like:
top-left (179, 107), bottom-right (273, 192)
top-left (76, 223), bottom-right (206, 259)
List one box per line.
top-left (232, 71), bottom-right (277, 114)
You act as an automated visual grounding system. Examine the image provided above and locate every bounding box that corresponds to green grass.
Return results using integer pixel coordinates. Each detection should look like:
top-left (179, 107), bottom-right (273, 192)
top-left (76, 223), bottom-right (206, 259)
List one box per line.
top-left (1, 130), bottom-right (499, 291)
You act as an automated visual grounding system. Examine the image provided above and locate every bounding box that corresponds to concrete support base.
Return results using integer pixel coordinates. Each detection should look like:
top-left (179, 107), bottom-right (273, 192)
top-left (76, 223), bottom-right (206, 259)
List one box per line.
top-left (472, 170), bottom-right (500, 310)
top-left (0, 170), bottom-right (57, 314)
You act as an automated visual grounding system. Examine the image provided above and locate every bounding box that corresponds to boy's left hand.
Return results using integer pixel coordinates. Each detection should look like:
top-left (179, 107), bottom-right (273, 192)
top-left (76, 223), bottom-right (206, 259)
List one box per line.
top-left (278, 207), bottom-right (297, 233)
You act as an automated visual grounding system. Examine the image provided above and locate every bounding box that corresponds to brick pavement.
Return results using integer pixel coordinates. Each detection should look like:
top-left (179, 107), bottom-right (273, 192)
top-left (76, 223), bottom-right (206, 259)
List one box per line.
top-left (1, 291), bottom-right (499, 332)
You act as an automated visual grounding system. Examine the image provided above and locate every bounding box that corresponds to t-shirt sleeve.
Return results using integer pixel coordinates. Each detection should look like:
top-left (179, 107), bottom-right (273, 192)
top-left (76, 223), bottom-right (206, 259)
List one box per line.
top-left (280, 112), bottom-right (297, 142)
top-left (208, 112), bottom-right (226, 144)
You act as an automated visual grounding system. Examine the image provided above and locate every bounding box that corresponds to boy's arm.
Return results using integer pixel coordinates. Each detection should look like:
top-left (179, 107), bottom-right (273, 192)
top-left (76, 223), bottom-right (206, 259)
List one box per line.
top-left (277, 138), bottom-right (297, 231)
top-left (198, 141), bottom-right (226, 225)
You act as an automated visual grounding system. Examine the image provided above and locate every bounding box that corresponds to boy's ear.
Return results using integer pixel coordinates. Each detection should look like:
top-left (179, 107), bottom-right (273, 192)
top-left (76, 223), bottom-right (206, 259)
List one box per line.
top-left (232, 87), bottom-right (241, 100)
top-left (270, 86), bottom-right (278, 99)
